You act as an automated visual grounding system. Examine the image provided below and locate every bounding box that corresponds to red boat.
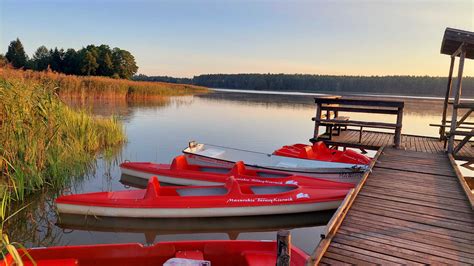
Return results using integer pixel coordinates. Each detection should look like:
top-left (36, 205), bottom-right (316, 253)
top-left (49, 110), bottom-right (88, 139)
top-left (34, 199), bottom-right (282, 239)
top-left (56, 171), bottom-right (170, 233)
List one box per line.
top-left (120, 155), bottom-right (355, 188)
top-left (56, 176), bottom-right (349, 218)
top-left (0, 240), bottom-right (308, 266)
top-left (273, 142), bottom-right (371, 165)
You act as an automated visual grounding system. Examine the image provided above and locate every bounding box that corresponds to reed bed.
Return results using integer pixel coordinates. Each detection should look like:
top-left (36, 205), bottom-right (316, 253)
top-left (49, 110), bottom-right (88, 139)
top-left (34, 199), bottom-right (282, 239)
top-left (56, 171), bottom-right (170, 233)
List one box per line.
top-left (0, 74), bottom-right (126, 219)
top-left (0, 67), bottom-right (208, 100)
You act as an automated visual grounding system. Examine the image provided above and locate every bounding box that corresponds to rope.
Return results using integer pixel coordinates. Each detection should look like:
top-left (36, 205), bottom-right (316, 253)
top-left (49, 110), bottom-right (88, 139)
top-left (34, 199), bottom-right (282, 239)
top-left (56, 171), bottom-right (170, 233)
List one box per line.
top-left (201, 143), bottom-right (272, 156)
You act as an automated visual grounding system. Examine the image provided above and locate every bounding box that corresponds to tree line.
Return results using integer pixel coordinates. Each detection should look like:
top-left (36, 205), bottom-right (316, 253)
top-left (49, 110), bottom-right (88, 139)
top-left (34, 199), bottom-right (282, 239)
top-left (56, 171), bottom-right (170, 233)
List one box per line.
top-left (2, 38), bottom-right (138, 79)
top-left (136, 73), bottom-right (474, 97)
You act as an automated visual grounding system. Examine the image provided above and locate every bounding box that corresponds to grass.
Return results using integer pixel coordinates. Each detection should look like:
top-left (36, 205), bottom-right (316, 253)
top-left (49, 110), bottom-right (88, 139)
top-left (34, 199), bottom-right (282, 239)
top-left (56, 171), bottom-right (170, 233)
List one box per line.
top-left (0, 67), bottom-right (207, 264)
top-left (0, 74), bottom-right (126, 219)
top-left (0, 67), bottom-right (208, 100)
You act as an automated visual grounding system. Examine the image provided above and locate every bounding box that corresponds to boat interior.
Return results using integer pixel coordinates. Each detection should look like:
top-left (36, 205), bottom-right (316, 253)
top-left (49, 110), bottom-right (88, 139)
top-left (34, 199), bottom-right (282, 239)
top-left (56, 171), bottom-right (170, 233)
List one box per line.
top-left (171, 155), bottom-right (293, 178)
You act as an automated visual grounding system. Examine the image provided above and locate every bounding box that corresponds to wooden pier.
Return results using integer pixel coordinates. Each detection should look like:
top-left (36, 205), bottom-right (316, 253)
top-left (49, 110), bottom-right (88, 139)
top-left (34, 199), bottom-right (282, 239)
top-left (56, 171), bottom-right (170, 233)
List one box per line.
top-left (310, 148), bottom-right (474, 265)
top-left (304, 27), bottom-right (474, 265)
top-left (319, 129), bottom-right (474, 161)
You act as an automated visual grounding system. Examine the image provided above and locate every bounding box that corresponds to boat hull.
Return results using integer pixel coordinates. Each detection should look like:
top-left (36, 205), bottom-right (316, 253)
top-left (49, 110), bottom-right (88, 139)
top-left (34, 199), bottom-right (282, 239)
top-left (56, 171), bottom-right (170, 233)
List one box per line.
top-left (184, 153), bottom-right (362, 183)
top-left (119, 159), bottom-right (358, 188)
top-left (0, 240), bottom-right (309, 266)
top-left (57, 200), bottom-right (341, 218)
top-left (56, 176), bottom-right (349, 219)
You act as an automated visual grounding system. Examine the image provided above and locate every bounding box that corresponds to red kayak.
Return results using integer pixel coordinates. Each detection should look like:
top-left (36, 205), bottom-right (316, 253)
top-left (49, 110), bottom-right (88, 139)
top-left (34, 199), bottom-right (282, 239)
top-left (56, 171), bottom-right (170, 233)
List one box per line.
top-left (0, 240), bottom-right (308, 266)
top-left (120, 155), bottom-right (355, 188)
top-left (56, 176), bottom-right (349, 218)
top-left (273, 142), bottom-right (371, 165)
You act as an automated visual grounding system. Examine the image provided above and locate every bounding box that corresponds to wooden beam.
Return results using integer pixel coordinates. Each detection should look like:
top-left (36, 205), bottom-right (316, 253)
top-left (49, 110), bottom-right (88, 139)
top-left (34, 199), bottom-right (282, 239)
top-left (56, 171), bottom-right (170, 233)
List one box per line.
top-left (394, 107), bottom-right (403, 148)
top-left (277, 230), bottom-right (291, 266)
top-left (440, 56), bottom-right (456, 140)
top-left (313, 103), bottom-right (322, 140)
top-left (448, 46), bottom-right (467, 153)
top-left (314, 98), bottom-right (404, 108)
top-left (451, 42), bottom-right (466, 58)
top-left (448, 154), bottom-right (474, 209)
top-left (453, 134), bottom-right (473, 154)
top-left (456, 109), bottom-right (473, 128)
top-left (306, 148), bottom-right (383, 266)
top-left (319, 106), bottom-right (400, 115)
top-left (314, 120), bottom-right (399, 128)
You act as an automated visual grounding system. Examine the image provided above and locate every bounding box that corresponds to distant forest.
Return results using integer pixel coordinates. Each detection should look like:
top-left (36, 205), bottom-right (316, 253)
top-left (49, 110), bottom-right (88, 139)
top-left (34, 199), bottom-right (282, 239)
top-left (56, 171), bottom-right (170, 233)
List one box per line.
top-left (135, 74), bottom-right (474, 97)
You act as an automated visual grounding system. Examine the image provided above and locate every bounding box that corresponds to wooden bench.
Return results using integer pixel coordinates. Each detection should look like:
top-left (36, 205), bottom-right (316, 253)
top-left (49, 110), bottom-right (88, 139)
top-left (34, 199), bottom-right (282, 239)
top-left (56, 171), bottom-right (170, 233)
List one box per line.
top-left (310, 98), bottom-right (404, 148)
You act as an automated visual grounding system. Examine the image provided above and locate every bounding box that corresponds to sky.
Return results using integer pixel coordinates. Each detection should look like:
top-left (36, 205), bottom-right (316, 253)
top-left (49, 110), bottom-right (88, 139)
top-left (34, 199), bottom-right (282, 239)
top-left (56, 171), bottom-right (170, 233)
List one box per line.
top-left (0, 0), bottom-right (473, 77)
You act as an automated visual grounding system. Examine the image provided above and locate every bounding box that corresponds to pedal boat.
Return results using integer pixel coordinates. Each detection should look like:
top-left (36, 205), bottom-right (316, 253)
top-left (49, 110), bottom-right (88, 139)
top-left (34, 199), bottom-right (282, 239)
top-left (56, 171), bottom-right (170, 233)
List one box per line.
top-left (120, 155), bottom-right (356, 188)
top-left (56, 176), bottom-right (349, 218)
top-left (0, 240), bottom-right (308, 266)
top-left (182, 141), bottom-right (369, 175)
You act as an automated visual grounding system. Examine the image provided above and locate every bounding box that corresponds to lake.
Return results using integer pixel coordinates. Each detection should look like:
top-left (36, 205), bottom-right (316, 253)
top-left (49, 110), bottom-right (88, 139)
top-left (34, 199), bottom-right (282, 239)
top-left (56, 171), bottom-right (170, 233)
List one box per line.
top-left (7, 89), bottom-right (471, 255)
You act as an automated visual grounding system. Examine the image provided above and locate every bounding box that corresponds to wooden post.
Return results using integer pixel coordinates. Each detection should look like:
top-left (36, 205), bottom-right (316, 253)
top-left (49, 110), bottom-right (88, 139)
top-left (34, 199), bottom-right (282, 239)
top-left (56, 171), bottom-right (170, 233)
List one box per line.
top-left (448, 45), bottom-right (466, 153)
top-left (440, 56), bottom-right (455, 140)
top-left (276, 230), bottom-right (291, 266)
top-left (313, 102), bottom-right (322, 140)
top-left (394, 106), bottom-right (403, 148)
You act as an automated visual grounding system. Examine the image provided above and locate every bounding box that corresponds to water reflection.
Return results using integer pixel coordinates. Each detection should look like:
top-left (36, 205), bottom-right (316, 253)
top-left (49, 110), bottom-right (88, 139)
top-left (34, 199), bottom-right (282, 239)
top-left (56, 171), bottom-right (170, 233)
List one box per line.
top-left (6, 90), bottom-right (473, 255)
top-left (57, 211), bottom-right (333, 244)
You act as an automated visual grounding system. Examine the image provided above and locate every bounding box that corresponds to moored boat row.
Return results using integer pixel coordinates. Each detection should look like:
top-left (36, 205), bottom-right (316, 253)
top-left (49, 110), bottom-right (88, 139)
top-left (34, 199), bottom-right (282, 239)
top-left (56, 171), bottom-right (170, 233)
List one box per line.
top-left (5, 141), bottom-right (369, 265)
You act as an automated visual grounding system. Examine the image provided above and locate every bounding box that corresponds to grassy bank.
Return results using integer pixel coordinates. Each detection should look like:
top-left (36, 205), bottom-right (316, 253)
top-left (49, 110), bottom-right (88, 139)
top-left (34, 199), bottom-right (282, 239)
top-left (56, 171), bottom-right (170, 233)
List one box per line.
top-left (0, 67), bottom-right (208, 100)
top-left (0, 74), bottom-right (126, 219)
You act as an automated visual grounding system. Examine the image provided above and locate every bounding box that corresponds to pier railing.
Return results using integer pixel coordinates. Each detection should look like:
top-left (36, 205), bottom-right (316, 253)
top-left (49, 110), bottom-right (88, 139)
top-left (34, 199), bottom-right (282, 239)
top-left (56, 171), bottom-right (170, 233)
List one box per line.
top-left (311, 97), bottom-right (404, 148)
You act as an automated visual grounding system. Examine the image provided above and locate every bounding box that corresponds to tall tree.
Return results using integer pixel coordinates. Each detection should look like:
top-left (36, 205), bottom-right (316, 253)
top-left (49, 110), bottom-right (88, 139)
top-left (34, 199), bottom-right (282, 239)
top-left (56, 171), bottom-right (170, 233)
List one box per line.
top-left (96, 45), bottom-right (114, 76)
top-left (62, 48), bottom-right (79, 75)
top-left (112, 48), bottom-right (138, 79)
top-left (5, 38), bottom-right (28, 68)
top-left (80, 50), bottom-right (98, 76)
top-left (49, 48), bottom-right (65, 72)
top-left (31, 45), bottom-right (51, 71)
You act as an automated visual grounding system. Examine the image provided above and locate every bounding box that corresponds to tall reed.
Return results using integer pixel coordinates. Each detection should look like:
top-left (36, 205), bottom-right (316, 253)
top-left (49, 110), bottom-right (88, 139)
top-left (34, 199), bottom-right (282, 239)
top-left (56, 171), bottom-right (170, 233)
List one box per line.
top-left (0, 67), bottom-right (208, 100)
top-left (0, 74), bottom-right (126, 219)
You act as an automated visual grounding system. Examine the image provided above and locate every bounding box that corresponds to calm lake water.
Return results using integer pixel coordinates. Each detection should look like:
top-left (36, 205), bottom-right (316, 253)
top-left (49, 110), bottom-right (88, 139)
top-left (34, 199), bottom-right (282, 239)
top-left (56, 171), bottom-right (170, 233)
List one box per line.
top-left (7, 89), bottom-right (472, 254)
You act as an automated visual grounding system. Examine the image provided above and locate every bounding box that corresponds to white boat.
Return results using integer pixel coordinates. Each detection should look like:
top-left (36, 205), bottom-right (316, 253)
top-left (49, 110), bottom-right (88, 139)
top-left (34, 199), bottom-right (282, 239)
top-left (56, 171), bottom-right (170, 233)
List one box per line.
top-left (183, 142), bottom-right (369, 176)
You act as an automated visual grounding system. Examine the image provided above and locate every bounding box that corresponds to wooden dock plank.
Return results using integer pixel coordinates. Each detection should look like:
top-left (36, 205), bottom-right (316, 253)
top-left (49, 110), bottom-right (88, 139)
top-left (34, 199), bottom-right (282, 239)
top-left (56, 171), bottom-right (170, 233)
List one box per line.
top-left (311, 147), bottom-right (474, 265)
top-left (343, 216), bottom-right (474, 253)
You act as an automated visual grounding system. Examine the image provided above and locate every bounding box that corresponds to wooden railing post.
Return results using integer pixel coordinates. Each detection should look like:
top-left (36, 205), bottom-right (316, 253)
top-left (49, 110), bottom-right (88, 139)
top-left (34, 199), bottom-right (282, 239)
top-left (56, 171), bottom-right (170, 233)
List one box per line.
top-left (448, 45), bottom-right (466, 153)
top-left (276, 230), bottom-right (291, 266)
top-left (313, 102), bottom-right (322, 140)
top-left (394, 106), bottom-right (403, 148)
top-left (440, 56), bottom-right (455, 140)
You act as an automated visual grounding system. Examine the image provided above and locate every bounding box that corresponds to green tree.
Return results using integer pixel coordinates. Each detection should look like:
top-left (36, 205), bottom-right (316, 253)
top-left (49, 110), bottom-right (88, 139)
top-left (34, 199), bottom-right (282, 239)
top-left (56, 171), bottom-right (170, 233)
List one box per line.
top-left (31, 45), bottom-right (51, 71)
top-left (96, 45), bottom-right (114, 76)
top-left (49, 48), bottom-right (65, 72)
top-left (63, 48), bottom-right (79, 75)
top-left (80, 50), bottom-right (98, 75)
top-left (5, 38), bottom-right (28, 68)
top-left (112, 48), bottom-right (138, 79)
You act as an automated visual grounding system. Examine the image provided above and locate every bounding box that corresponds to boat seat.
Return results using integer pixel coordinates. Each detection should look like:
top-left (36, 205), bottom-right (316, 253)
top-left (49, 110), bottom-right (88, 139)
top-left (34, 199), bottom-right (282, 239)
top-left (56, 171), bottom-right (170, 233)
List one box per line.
top-left (176, 187), bottom-right (228, 196)
top-left (199, 166), bottom-right (229, 174)
top-left (243, 251), bottom-right (275, 266)
top-left (175, 250), bottom-right (204, 260)
top-left (144, 176), bottom-right (160, 198)
top-left (171, 155), bottom-right (190, 170)
top-left (250, 186), bottom-right (295, 195)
